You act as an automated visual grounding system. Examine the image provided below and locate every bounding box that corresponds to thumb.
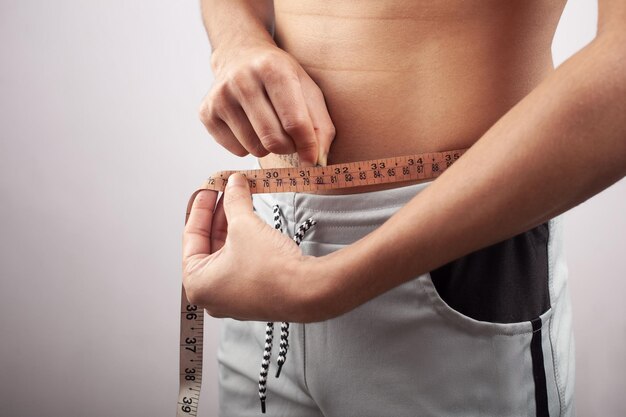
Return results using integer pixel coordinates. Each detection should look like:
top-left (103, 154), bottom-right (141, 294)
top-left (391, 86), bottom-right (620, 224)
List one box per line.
top-left (223, 173), bottom-right (253, 220)
top-left (302, 83), bottom-right (335, 167)
top-left (316, 117), bottom-right (336, 167)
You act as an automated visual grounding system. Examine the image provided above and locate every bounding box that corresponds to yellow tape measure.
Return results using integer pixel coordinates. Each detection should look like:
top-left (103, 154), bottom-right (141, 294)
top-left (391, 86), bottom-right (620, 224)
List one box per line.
top-left (176, 147), bottom-right (468, 416)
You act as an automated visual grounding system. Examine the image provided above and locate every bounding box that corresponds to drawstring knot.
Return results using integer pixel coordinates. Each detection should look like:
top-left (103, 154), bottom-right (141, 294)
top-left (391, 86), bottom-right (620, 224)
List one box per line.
top-left (258, 204), bottom-right (316, 414)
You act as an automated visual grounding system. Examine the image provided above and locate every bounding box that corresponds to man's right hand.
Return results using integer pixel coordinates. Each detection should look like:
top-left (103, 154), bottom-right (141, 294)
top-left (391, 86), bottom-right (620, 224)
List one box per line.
top-left (199, 41), bottom-right (336, 167)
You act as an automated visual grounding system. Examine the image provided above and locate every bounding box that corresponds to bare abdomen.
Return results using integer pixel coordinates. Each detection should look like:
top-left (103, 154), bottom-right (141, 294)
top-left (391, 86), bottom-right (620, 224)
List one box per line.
top-left (259, 0), bottom-right (566, 193)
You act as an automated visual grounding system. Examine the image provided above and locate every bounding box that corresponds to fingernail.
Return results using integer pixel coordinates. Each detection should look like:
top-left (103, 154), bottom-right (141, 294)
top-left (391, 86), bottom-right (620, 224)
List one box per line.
top-left (317, 150), bottom-right (328, 167)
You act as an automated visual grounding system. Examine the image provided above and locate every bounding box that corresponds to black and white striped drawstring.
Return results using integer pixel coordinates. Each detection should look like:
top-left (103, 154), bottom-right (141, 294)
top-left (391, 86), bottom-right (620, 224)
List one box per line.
top-left (258, 204), bottom-right (316, 414)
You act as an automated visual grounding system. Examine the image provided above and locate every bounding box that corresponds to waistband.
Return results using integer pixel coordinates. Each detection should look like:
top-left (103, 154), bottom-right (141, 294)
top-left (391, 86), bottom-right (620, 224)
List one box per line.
top-left (251, 158), bottom-right (434, 213)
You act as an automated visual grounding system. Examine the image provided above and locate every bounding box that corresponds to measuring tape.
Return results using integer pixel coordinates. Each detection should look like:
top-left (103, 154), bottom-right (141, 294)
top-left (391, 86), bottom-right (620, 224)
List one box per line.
top-left (176, 147), bottom-right (468, 416)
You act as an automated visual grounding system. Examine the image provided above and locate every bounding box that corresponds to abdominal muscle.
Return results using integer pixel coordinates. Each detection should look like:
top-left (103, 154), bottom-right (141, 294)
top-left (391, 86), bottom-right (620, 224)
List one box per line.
top-left (258, 0), bottom-right (567, 194)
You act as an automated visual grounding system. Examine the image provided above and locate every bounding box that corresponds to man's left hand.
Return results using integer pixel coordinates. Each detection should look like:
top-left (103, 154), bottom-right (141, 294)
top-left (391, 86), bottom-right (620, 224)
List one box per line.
top-left (182, 173), bottom-right (327, 322)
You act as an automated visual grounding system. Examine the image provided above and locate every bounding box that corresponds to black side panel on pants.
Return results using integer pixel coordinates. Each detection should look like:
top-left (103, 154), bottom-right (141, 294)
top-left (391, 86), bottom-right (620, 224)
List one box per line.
top-left (531, 318), bottom-right (550, 417)
top-left (430, 221), bottom-right (551, 323)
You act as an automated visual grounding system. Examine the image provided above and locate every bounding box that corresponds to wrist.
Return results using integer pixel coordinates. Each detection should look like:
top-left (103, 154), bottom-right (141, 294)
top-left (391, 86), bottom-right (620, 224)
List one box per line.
top-left (290, 246), bottom-right (373, 323)
top-left (210, 36), bottom-right (276, 74)
top-left (282, 254), bottom-right (343, 323)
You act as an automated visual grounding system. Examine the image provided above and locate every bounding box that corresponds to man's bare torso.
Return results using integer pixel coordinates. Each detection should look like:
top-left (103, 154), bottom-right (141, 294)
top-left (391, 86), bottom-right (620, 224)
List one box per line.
top-left (259, 0), bottom-right (567, 193)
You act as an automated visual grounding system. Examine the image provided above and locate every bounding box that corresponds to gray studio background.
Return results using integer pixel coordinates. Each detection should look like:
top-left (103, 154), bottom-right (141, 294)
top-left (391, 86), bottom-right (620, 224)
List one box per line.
top-left (1, 1), bottom-right (624, 416)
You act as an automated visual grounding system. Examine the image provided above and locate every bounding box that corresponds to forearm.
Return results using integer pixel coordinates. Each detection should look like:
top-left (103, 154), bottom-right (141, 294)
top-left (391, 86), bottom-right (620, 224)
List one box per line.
top-left (200, 0), bottom-right (275, 71)
top-left (315, 31), bottom-right (626, 314)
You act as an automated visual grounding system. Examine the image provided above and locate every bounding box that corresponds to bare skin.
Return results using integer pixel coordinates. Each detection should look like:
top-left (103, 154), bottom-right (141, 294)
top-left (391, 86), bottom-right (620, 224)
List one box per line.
top-left (185, 0), bottom-right (626, 322)
top-left (261, 0), bottom-right (566, 194)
